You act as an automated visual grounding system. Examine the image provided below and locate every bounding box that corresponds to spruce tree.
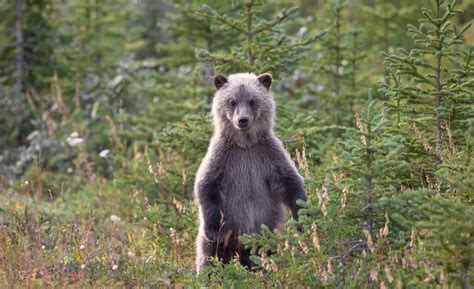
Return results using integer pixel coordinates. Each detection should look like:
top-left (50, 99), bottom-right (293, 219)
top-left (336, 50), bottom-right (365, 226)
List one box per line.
top-left (311, 0), bottom-right (368, 126)
top-left (313, 0), bottom-right (347, 125)
top-left (381, 0), bottom-right (472, 159)
top-left (333, 91), bottom-right (409, 286)
top-left (154, 0), bottom-right (232, 103)
top-left (196, 0), bottom-right (325, 78)
top-left (361, 0), bottom-right (417, 83)
top-left (0, 0), bottom-right (58, 181)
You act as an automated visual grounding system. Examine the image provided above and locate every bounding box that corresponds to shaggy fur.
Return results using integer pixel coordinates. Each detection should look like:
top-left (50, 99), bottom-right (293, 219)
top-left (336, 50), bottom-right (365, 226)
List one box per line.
top-left (194, 72), bottom-right (307, 272)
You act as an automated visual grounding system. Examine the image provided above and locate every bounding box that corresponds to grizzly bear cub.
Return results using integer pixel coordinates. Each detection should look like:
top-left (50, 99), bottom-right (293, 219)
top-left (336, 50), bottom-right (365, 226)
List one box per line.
top-left (194, 72), bottom-right (307, 272)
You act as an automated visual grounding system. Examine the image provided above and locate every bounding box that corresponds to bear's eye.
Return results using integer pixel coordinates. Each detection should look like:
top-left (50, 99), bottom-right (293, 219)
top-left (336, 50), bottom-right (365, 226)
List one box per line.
top-left (230, 100), bottom-right (237, 106)
top-left (249, 100), bottom-right (255, 106)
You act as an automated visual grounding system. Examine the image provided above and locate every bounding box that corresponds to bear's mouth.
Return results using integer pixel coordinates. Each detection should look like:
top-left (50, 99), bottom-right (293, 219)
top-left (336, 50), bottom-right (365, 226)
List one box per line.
top-left (233, 122), bottom-right (252, 132)
top-left (231, 121), bottom-right (249, 130)
top-left (237, 126), bottom-right (251, 132)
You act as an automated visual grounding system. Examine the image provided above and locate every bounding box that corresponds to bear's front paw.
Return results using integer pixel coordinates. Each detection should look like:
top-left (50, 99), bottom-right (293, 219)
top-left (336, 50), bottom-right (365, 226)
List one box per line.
top-left (204, 225), bottom-right (221, 242)
top-left (205, 223), bottom-right (228, 243)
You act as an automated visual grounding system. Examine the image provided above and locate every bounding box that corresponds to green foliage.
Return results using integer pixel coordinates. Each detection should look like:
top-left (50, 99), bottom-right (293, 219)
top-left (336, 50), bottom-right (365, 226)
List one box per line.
top-left (381, 0), bottom-right (473, 157)
top-left (197, 0), bottom-right (326, 77)
top-left (312, 0), bottom-right (368, 125)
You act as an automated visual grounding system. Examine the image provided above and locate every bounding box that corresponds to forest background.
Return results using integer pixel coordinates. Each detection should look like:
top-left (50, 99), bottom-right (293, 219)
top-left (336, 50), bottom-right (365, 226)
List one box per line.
top-left (0, 0), bottom-right (473, 287)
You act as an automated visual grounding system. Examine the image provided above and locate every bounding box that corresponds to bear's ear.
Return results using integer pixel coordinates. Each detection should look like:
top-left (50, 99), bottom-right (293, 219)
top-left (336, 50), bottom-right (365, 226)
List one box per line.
top-left (257, 73), bottom-right (272, 89)
top-left (213, 74), bottom-right (228, 90)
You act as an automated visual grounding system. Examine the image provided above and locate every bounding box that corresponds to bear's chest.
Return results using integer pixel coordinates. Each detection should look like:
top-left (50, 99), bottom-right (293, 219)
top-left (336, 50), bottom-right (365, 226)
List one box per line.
top-left (218, 146), bottom-right (284, 232)
top-left (220, 146), bottom-right (273, 196)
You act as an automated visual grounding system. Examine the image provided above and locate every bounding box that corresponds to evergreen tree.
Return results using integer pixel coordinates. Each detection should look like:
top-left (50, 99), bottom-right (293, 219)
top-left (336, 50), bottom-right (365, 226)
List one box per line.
top-left (332, 92), bottom-right (408, 286)
top-left (196, 0), bottom-right (325, 78)
top-left (133, 0), bottom-right (173, 60)
top-left (0, 0), bottom-right (59, 182)
top-left (312, 0), bottom-right (368, 125)
top-left (155, 0), bottom-right (230, 68)
top-left (0, 0), bottom-right (57, 146)
top-left (381, 0), bottom-right (472, 159)
top-left (153, 0), bottom-right (233, 103)
top-left (361, 0), bottom-right (418, 84)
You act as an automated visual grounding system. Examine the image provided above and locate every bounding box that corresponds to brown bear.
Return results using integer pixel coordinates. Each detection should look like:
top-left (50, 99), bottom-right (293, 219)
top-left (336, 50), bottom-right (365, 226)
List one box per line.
top-left (194, 72), bottom-right (307, 272)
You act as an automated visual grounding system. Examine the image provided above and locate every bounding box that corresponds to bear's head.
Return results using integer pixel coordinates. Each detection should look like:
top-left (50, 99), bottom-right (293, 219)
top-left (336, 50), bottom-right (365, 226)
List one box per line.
top-left (211, 73), bottom-right (275, 143)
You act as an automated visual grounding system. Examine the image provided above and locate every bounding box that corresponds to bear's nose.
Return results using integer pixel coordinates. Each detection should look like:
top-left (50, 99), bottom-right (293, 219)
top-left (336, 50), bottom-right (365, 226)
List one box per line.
top-left (238, 117), bottom-right (249, 128)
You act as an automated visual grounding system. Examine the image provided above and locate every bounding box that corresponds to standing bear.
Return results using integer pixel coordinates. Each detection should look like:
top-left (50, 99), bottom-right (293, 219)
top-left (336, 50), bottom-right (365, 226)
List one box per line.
top-left (194, 72), bottom-right (307, 272)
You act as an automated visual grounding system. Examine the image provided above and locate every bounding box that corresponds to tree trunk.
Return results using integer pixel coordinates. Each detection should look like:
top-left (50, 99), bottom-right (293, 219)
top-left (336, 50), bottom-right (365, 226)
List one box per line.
top-left (204, 36), bottom-right (214, 104)
top-left (334, 5), bottom-right (342, 125)
top-left (435, 2), bottom-right (443, 159)
top-left (95, 0), bottom-right (102, 78)
top-left (461, 261), bottom-right (469, 289)
top-left (15, 0), bottom-right (24, 105)
top-left (246, 4), bottom-right (254, 66)
top-left (365, 106), bottom-right (374, 288)
top-left (435, 53), bottom-right (442, 158)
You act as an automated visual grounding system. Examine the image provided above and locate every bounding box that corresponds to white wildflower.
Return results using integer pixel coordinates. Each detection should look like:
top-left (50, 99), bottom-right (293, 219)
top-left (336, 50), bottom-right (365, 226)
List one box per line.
top-left (41, 245), bottom-right (46, 250)
top-left (99, 149), bottom-right (110, 158)
top-left (112, 264), bottom-right (118, 271)
top-left (80, 264), bottom-right (86, 269)
top-left (79, 245), bottom-right (85, 250)
top-left (66, 132), bottom-right (84, 147)
top-left (110, 215), bottom-right (121, 222)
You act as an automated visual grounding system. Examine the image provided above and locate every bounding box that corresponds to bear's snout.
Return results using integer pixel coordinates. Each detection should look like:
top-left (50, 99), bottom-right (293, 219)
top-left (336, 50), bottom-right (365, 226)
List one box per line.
top-left (238, 117), bottom-right (249, 128)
